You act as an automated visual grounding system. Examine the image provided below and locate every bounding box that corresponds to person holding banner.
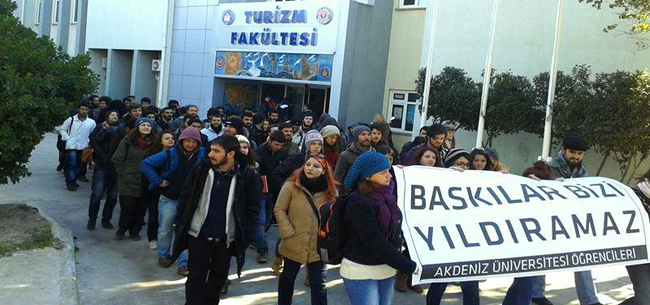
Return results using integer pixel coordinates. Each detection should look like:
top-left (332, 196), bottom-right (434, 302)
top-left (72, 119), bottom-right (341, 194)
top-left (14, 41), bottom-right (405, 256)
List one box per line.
top-left (532, 136), bottom-right (603, 305)
top-left (274, 155), bottom-right (337, 305)
top-left (401, 124), bottom-right (448, 166)
top-left (625, 169), bottom-right (650, 305)
top-left (468, 149), bottom-right (494, 171)
top-left (341, 152), bottom-right (419, 305)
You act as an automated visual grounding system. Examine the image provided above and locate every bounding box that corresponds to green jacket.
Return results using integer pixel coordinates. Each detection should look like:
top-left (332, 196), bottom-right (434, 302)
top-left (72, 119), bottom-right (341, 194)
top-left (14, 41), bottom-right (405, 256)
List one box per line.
top-left (111, 136), bottom-right (157, 197)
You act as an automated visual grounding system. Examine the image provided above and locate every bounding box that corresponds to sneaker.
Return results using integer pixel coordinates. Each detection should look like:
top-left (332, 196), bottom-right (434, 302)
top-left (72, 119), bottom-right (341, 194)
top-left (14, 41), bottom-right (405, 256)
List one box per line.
top-left (148, 240), bottom-right (157, 250)
top-left (66, 185), bottom-right (78, 191)
top-left (248, 244), bottom-right (257, 251)
top-left (129, 234), bottom-right (141, 241)
top-left (115, 230), bottom-right (126, 240)
top-left (56, 164), bottom-right (64, 172)
top-left (86, 218), bottom-right (96, 231)
top-left (101, 220), bottom-right (114, 229)
top-left (257, 252), bottom-right (268, 264)
top-left (532, 297), bottom-right (554, 305)
top-left (78, 176), bottom-right (89, 182)
top-left (177, 266), bottom-right (189, 277)
top-left (158, 257), bottom-right (172, 268)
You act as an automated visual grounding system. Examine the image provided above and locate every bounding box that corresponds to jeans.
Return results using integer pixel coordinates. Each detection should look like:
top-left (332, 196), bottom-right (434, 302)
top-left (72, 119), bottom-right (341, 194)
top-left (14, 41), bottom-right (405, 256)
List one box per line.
top-left (343, 277), bottom-right (395, 305)
top-left (253, 193), bottom-right (272, 254)
top-left (64, 150), bottom-right (82, 187)
top-left (117, 196), bottom-right (147, 236)
top-left (426, 281), bottom-right (479, 305)
top-left (186, 235), bottom-right (231, 305)
top-left (278, 258), bottom-right (327, 305)
top-left (627, 264), bottom-right (650, 304)
top-left (503, 277), bottom-right (533, 305)
top-left (87, 168), bottom-right (118, 222)
top-left (532, 271), bottom-right (599, 304)
top-left (157, 196), bottom-right (187, 267)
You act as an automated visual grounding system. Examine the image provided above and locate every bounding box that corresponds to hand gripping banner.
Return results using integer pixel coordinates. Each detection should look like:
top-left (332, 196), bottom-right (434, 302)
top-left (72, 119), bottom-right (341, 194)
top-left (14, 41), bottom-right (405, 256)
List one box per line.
top-left (393, 166), bottom-right (650, 284)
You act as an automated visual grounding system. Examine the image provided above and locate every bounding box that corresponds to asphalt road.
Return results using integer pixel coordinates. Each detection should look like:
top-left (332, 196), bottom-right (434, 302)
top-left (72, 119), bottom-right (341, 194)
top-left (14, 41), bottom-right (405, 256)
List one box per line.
top-left (0, 133), bottom-right (636, 305)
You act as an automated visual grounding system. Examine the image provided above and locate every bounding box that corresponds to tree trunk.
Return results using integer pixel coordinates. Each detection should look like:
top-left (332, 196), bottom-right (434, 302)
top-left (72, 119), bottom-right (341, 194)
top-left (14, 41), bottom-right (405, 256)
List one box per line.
top-left (595, 151), bottom-right (610, 176)
top-left (620, 157), bottom-right (632, 183)
top-left (626, 152), bottom-right (649, 185)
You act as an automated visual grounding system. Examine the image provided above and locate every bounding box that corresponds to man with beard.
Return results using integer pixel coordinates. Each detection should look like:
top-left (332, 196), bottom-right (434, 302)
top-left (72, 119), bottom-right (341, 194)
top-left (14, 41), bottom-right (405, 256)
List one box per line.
top-left (249, 113), bottom-right (267, 147)
top-left (157, 107), bottom-right (175, 131)
top-left (279, 122), bottom-right (299, 154)
top-left (267, 109), bottom-right (280, 125)
top-left (171, 135), bottom-right (261, 305)
top-left (333, 126), bottom-right (374, 187)
top-left (93, 96), bottom-right (112, 124)
top-left (242, 111), bottom-right (254, 134)
top-left (291, 111), bottom-right (315, 150)
top-left (202, 114), bottom-right (224, 142)
top-left (532, 137), bottom-right (603, 305)
top-left (402, 123), bottom-right (448, 167)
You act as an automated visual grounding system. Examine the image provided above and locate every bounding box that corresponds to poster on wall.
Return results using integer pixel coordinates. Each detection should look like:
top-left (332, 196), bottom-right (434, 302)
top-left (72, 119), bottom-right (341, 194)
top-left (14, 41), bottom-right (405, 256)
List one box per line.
top-left (215, 51), bottom-right (333, 83)
top-left (223, 83), bottom-right (259, 115)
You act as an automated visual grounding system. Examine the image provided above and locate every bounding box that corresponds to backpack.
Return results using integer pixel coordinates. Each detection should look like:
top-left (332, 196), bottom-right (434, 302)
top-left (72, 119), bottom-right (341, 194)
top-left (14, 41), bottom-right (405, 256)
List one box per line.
top-left (317, 193), bottom-right (350, 265)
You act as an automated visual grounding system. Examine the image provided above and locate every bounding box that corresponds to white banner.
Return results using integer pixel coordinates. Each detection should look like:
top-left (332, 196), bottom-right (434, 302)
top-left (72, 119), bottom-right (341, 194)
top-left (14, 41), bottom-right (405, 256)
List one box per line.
top-left (394, 166), bottom-right (650, 284)
top-left (215, 1), bottom-right (341, 54)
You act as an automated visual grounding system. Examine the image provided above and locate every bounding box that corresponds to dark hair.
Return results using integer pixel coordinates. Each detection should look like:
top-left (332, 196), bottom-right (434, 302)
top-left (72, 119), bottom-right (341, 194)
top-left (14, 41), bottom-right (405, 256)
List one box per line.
top-left (143, 110), bottom-right (156, 118)
top-left (279, 122), bottom-right (293, 130)
top-left (243, 111), bottom-right (254, 119)
top-left (427, 123), bottom-right (447, 138)
top-left (210, 135), bottom-right (239, 154)
top-left (253, 113), bottom-right (265, 125)
top-left (241, 144), bottom-right (259, 167)
top-left (523, 161), bottom-right (554, 180)
top-left (141, 97), bottom-right (151, 104)
top-left (412, 136), bottom-right (427, 147)
top-left (268, 109), bottom-right (279, 116)
top-left (151, 131), bottom-right (175, 155)
top-left (128, 121), bottom-right (157, 145)
top-left (89, 94), bottom-right (98, 99)
top-left (122, 97), bottom-right (130, 103)
top-left (269, 130), bottom-right (287, 144)
top-left (78, 102), bottom-right (90, 109)
top-left (162, 107), bottom-right (173, 113)
top-left (469, 149), bottom-right (494, 170)
top-left (408, 146), bottom-right (440, 167)
top-left (375, 145), bottom-right (393, 156)
top-left (127, 95), bottom-right (135, 100)
top-left (186, 105), bottom-right (198, 113)
top-left (127, 104), bottom-right (142, 112)
top-left (168, 100), bottom-right (179, 107)
top-left (187, 117), bottom-right (203, 126)
top-left (99, 96), bottom-right (112, 103)
top-left (105, 110), bottom-right (119, 121)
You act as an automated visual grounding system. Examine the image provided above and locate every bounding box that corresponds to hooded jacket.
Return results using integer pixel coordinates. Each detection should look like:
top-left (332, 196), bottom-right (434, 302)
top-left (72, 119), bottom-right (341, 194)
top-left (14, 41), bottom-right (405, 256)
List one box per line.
top-left (171, 158), bottom-right (261, 276)
top-left (140, 144), bottom-right (206, 199)
top-left (90, 122), bottom-right (118, 171)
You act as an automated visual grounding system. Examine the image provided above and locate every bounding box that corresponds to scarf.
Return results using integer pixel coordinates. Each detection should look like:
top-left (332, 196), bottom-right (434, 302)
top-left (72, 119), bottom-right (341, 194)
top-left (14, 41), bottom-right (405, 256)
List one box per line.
top-left (136, 138), bottom-right (153, 150)
top-left (638, 179), bottom-right (650, 200)
top-left (299, 172), bottom-right (328, 194)
top-left (368, 180), bottom-right (400, 237)
top-left (554, 152), bottom-right (587, 178)
top-left (210, 123), bottom-right (223, 134)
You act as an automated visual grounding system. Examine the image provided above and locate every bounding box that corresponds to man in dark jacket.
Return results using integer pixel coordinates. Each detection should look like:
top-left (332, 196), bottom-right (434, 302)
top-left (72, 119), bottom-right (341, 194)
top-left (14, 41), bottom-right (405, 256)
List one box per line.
top-left (533, 136), bottom-right (602, 305)
top-left (171, 135), bottom-right (261, 305)
top-left (252, 130), bottom-right (288, 263)
top-left (401, 123), bottom-right (449, 167)
top-left (141, 128), bottom-right (206, 275)
top-left (157, 107), bottom-right (175, 131)
top-left (249, 113), bottom-right (267, 146)
top-left (87, 110), bottom-right (120, 230)
top-left (333, 126), bottom-right (374, 187)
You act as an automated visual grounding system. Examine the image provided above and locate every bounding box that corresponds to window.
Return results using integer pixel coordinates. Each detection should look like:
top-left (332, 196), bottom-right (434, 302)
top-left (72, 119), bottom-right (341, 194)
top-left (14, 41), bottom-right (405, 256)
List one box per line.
top-left (71, 0), bottom-right (78, 24)
top-left (35, 0), bottom-right (42, 24)
top-left (52, 0), bottom-right (60, 24)
top-left (399, 0), bottom-right (426, 9)
top-left (389, 90), bottom-right (418, 133)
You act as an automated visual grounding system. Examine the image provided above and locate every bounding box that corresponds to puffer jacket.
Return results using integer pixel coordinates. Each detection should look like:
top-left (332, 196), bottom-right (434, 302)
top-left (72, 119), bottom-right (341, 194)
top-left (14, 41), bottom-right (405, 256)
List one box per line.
top-left (111, 136), bottom-right (156, 197)
top-left (274, 180), bottom-right (331, 264)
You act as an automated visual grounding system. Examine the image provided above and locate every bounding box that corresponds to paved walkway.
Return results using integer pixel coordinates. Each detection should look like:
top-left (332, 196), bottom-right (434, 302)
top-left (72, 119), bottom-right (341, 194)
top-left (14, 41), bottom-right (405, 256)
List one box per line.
top-left (0, 133), bottom-right (636, 304)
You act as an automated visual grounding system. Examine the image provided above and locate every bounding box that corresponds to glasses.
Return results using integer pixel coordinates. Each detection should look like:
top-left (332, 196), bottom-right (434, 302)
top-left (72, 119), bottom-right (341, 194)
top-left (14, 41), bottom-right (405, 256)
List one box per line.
top-left (453, 162), bottom-right (469, 168)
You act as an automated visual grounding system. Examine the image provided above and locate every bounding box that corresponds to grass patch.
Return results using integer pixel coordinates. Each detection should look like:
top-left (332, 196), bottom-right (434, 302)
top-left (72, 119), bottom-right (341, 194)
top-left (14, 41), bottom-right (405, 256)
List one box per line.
top-left (0, 204), bottom-right (62, 256)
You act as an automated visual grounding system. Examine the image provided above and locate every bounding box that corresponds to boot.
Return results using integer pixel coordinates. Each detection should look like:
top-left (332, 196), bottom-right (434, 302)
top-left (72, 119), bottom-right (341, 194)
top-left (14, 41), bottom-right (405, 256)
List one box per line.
top-left (86, 218), bottom-right (96, 231)
top-left (408, 274), bottom-right (424, 293)
top-left (394, 270), bottom-right (408, 292)
top-left (271, 256), bottom-right (283, 275)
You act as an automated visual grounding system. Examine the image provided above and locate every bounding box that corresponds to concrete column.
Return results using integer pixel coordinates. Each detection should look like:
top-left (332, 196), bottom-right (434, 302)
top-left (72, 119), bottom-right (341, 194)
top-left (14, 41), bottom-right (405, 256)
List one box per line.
top-left (132, 51), bottom-right (160, 101)
top-left (39, 0), bottom-right (53, 38)
top-left (57, 0), bottom-right (71, 53)
top-left (75, 0), bottom-right (87, 55)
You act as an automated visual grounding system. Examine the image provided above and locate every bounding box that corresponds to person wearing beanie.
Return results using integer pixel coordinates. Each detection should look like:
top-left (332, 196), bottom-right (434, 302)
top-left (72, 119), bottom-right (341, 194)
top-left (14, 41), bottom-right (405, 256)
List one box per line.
top-left (250, 113), bottom-right (268, 147)
top-left (402, 123), bottom-right (448, 166)
top-left (443, 123), bottom-right (456, 150)
top-left (536, 137), bottom-right (602, 305)
top-left (225, 118), bottom-right (246, 137)
top-left (111, 114), bottom-right (158, 241)
top-left (333, 125), bottom-right (374, 188)
top-left (341, 152), bottom-right (418, 305)
top-left (484, 147), bottom-right (509, 173)
top-left (321, 125), bottom-right (341, 168)
top-left (274, 155), bottom-right (337, 305)
top-left (253, 130), bottom-right (289, 263)
top-left (141, 127), bottom-right (206, 275)
top-left (443, 148), bottom-right (471, 169)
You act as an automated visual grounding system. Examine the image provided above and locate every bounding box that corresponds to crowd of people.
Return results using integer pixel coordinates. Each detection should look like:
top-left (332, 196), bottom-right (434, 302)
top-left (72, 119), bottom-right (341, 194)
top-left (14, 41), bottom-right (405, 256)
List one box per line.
top-left (54, 95), bottom-right (650, 305)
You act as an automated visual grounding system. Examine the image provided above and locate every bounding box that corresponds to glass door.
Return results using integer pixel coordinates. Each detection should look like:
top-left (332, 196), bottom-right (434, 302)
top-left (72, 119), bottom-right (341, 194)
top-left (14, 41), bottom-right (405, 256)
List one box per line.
top-left (285, 85), bottom-right (306, 121)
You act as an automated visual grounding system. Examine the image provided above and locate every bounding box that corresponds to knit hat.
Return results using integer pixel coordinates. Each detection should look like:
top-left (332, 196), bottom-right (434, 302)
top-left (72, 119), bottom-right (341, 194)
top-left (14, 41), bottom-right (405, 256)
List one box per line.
top-left (320, 125), bottom-right (340, 139)
top-left (178, 127), bottom-right (202, 144)
top-left (304, 130), bottom-right (323, 150)
top-left (344, 152), bottom-right (391, 189)
top-left (562, 136), bottom-right (589, 151)
top-left (235, 134), bottom-right (250, 146)
top-left (484, 147), bottom-right (499, 161)
top-left (135, 117), bottom-right (154, 128)
top-left (444, 123), bottom-right (456, 131)
top-left (226, 118), bottom-right (245, 135)
top-left (443, 148), bottom-right (470, 168)
top-left (352, 126), bottom-right (371, 142)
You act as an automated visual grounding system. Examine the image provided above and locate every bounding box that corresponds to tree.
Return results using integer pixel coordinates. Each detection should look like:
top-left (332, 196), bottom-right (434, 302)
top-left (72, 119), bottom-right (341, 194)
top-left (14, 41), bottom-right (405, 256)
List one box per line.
top-left (0, 0), bottom-right (98, 184)
top-left (579, 0), bottom-right (650, 50)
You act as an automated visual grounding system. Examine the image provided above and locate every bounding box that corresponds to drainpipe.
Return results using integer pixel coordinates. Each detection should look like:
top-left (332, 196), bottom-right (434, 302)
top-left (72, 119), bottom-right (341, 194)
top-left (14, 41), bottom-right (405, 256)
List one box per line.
top-left (158, 0), bottom-right (176, 108)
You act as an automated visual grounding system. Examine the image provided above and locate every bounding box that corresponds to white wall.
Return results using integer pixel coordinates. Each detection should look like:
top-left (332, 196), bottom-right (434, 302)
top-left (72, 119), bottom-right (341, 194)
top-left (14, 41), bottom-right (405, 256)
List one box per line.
top-left (85, 0), bottom-right (167, 51)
